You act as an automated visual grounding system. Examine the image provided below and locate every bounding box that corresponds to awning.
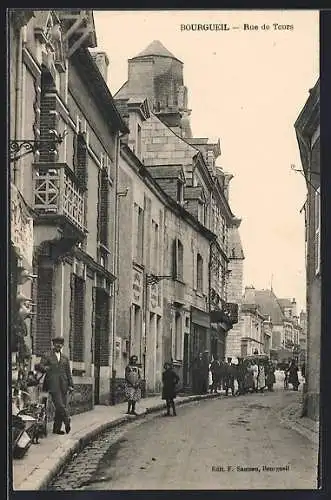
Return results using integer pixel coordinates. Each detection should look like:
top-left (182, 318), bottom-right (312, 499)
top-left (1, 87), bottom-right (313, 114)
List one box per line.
top-left (191, 306), bottom-right (210, 329)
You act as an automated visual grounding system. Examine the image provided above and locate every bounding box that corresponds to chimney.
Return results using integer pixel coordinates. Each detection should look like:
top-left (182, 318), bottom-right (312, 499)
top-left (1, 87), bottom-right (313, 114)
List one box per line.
top-left (91, 51), bottom-right (109, 84)
top-left (223, 172), bottom-right (234, 201)
top-left (244, 286), bottom-right (255, 304)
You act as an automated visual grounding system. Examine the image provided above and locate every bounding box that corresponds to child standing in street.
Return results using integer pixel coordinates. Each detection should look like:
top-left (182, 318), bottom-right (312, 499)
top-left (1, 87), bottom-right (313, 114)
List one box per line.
top-left (162, 362), bottom-right (180, 416)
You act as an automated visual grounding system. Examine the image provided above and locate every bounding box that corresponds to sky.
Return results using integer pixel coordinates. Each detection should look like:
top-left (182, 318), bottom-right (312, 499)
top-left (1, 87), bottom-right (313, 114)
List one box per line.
top-left (93, 10), bottom-right (319, 312)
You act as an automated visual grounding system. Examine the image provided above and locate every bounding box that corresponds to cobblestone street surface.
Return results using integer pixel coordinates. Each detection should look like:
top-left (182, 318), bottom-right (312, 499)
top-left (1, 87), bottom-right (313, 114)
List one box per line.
top-left (50, 381), bottom-right (319, 491)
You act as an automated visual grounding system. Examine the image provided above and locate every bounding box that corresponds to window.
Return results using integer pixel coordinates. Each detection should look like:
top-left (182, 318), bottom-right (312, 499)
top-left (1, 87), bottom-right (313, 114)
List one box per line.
top-left (97, 168), bottom-right (109, 246)
top-left (197, 253), bottom-right (203, 292)
top-left (177, 180), bottom-right (184, 204)
top-left (172, 238), bottom-right (184, 281)
top-left (152, 220), bottom-right (159, 274)
top-left (73, 132), bottom-right (88, 190)
top-left (137, 124), bottom-right (142, 159)
top-left (39, 68), bottom-right (57, 163)
top-left (71, 274), bottom-right (85, 362)
top-left (198, 201), bottom-right (205, 225)
top-left (133, 203), bottom-right (144, 263)
top-left (174, 311), bottom-right (182, 360)
top-left (315, 186), bottom-right (320, 274)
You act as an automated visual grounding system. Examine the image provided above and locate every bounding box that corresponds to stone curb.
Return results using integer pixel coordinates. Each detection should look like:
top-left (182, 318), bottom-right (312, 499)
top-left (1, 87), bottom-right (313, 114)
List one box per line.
top-left (21, 392), bottom-right (219, 490)
top-left (278, 405), bottom-right (319, 445)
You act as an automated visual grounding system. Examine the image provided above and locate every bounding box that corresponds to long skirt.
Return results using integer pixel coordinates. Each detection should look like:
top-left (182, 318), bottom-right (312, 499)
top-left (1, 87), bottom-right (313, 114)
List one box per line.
top-left (124, 383), bottom-right (141, 402)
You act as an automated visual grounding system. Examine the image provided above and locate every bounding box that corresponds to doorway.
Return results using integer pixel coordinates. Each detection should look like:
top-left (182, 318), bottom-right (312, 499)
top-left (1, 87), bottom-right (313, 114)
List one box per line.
top-left (94, 288), bottom-right (109, 405)
top-left (183, 333), bottom-right (189, 386)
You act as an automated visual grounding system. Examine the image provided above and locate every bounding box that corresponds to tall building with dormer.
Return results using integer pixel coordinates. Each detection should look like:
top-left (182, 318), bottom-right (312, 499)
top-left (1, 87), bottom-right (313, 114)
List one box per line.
top-left (115, 40), bottom-right (243, 374)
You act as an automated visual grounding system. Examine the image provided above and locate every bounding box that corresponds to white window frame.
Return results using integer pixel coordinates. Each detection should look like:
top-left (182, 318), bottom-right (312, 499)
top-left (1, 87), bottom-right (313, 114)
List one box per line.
top-left (315, 186), bottom-right (320, 275)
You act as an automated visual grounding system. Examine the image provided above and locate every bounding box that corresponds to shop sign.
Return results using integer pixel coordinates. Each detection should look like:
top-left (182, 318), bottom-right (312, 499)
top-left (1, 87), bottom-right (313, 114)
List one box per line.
top-left (132, 269), bottom-right (143, 306)
top-left (150, 283), bottom-right (159, 310)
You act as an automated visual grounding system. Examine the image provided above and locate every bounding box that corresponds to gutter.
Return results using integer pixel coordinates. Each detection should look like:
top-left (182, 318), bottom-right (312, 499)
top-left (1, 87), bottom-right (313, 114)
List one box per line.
top-left (13, 25), bottom-right (23, 184)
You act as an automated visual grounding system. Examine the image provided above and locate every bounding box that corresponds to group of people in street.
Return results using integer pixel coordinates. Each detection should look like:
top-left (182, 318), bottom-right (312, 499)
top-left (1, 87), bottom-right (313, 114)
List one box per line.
top-left (207, 355), bottom-right (277, 396)
top-left (23, 338), bottom-right (303, 443)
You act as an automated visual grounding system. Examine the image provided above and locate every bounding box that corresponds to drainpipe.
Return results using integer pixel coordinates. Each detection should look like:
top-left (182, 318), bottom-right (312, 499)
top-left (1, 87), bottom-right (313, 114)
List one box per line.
top-left (13, 24), bottom-right (24, 185)
top-left (110, 131), bottom-right (126, 404)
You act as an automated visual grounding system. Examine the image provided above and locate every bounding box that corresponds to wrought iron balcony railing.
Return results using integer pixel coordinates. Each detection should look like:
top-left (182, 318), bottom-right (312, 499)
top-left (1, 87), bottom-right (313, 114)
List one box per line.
top-left (33, 163), bottom-right (86, 233)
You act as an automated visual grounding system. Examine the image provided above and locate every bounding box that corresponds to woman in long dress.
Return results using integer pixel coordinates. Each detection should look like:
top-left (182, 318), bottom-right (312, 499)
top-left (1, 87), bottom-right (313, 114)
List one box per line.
top-left (124, 355), bottom-right (141, 415)
top-left (251, 360), bottom-right (259, 392)
top-left (257, 363), bottom-right (266, 392)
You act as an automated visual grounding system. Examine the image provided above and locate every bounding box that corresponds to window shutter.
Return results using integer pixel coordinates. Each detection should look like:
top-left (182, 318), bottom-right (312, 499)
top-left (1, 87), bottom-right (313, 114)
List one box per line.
top-left (91, 286), bottom-right (97, 363)
top-left (69, 273), bottom-right (75, 360)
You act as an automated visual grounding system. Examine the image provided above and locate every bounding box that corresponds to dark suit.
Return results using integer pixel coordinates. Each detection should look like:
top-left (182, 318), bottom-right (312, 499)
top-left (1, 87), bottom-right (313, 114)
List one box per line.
top-left (39, 350), bottom-right (73, 432)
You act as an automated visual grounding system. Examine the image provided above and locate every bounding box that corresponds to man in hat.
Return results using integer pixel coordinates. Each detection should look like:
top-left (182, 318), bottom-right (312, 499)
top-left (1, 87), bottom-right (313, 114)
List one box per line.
top-left (224, 357), bottom-right (235, 396)
top-left (37, 337), bottom-right (74, 435)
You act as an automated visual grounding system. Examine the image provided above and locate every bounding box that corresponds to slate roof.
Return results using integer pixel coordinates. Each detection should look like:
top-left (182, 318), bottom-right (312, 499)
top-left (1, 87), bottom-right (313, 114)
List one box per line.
top-left (184, 186), bottom-right (204, 200)
top-left (146, 165), bottom-right (184, 180)
top-left (133, 40), bottom-right (179, 61)
top-left (278, 298), bottom-right (293, 310)
top-left (253, 289), bottom-right (285, 325)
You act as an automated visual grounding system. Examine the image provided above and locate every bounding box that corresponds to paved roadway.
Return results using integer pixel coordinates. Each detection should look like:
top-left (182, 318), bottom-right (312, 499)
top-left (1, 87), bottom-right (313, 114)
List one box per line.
top-left (73, 371), bottom-right (318, 490)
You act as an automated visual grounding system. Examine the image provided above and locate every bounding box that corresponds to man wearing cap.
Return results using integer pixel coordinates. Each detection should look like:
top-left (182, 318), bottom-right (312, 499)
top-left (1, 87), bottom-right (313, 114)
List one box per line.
top-left (37, 337), bottom-right (74, 435)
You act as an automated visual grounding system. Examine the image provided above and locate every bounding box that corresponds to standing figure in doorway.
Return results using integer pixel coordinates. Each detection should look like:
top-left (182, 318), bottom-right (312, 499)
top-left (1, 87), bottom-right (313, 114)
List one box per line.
top-left (124, 355), bottom-right (142, 415)
top-left (36, 336), bottom-right (74, 435)
top-left (162, 362), bottom-right (180, 416)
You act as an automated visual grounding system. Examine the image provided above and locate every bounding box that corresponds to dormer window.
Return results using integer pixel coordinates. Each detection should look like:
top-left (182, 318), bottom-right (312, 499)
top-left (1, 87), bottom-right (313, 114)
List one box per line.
top-left (136, 123), bottom-right (142, 159)
top-left (177, 179), bottom-right (184, 204)
top-left (198, 200), bottom-right (205, 224)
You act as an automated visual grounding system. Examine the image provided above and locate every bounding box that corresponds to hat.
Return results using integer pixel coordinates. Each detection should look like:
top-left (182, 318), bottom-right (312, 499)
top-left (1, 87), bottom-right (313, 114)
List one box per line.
top-left (52, 336), bottom-right (64, 344)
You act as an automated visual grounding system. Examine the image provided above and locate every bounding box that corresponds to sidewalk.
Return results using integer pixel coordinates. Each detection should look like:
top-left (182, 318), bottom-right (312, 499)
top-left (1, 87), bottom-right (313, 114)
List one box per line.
top-left (278, 399), bottom-right (319, 446)
top-left (12, 392), bottom-right (219, 491)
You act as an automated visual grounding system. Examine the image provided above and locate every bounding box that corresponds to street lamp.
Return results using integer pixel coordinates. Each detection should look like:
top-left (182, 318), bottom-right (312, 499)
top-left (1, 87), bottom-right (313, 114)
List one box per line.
top-left (10, 130), bottom-right (67, 162)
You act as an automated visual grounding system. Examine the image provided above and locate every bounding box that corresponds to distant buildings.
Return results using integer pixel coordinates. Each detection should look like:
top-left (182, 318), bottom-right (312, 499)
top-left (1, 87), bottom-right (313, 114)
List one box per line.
top-left (294, 78), bottom-right (320, 421)
top-left (234, 286), bottom-right (305, 362)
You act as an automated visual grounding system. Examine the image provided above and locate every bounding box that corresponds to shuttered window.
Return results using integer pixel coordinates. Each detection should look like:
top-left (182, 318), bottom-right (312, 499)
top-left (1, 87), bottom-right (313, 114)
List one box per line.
top-left (35, 267), bottom-right (54, 355)
top-left (70, 274), bottom-right (85, 362)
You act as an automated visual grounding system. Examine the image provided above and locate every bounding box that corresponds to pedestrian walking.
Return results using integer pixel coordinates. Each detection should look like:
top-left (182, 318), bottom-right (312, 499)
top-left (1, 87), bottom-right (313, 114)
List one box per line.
top-left (257, 362), bottom-right (266, 392)
top-left (224, 357), bottom-right (235, 396)
top-left (162, 362), bottom-right (180, 416)
top-left (236, 357), bottom-right (246, 395)
top-left (200, 351), bottom-right (210, 394)
top-left (250, 359), bottom-right (259, 392)
top-left (210, 355), bottom-right (221, 393)
top-left (244, 360), bottom-right (254, 393)
top-left (124, 355), bottom-right (142, 415)
top-left (36, 336), bottom-right (73, 435)
top-left (287, 359), bottom-right (300, 391)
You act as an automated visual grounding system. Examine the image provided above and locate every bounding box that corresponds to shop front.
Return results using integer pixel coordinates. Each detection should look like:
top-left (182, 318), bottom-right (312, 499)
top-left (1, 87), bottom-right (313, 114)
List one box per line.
top-left (11, 182), bottom-right (35, 410)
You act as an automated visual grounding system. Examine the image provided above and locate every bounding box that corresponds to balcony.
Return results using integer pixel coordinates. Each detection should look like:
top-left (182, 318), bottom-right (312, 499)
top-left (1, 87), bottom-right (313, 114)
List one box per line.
top-left (33, 163), bottom-right (86, 242)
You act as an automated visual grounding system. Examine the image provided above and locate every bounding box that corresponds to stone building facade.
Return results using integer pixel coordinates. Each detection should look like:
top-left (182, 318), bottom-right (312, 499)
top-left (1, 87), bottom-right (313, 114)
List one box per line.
top-left (115, 40), bottom-right (242, 372)
top-left (294, 79), bottom-right (320, 421)
top-left (10, 10), bottom-right (128, 413)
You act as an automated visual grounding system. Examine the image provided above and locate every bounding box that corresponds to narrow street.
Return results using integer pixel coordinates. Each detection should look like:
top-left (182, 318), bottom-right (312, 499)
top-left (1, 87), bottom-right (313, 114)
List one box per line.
top-left (50, 375), bottom-right (318, 491)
